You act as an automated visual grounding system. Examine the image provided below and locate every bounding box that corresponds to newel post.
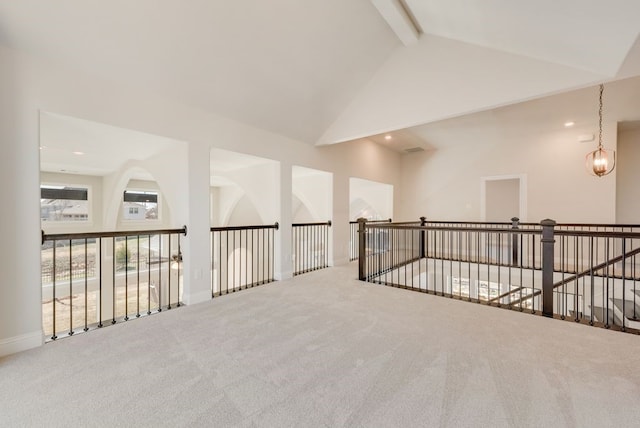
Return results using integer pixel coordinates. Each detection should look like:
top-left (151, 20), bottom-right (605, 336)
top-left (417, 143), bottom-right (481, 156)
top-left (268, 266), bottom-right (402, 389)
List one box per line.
top-left (419, 216), bottom-right (427, 259)
top-left (357, 218), bottom-right (367, 281)
top-left (511, 217), bottom-right (519, 267)
top-left (541, 219), bottom-right (556, 318)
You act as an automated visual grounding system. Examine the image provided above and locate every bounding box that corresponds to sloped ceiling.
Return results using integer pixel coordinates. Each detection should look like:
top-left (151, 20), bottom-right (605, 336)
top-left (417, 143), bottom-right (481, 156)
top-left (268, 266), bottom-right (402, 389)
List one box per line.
top-left (405, 0), bottom-right (639, 76)
top-left (0, 0), bottom-right (399, 143)
top-left (319, 0), bottom-right (640, 144)
top-left (1, 0), bottom-right (640, 146)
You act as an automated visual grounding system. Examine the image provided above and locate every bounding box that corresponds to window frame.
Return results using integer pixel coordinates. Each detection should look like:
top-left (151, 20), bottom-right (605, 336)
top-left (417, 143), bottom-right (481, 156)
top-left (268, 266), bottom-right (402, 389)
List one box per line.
top-left (122, 188), bottom-right (161, 224)
top-left (40, 183), bottom-right (93, 225)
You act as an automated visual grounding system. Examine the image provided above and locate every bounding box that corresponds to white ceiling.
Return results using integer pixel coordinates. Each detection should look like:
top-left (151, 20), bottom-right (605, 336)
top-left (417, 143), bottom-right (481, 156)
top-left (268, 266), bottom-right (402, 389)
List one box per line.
top-left (370, 75), bottom-right (640, 153)
top-left (3, 1), bottom-right (640, 148)
top-left (40, 112), bottom-right (184, 177)
top-left (405, 0), bottom-right (639, 76)
top-left (0, 0), bottom-right (398, 144)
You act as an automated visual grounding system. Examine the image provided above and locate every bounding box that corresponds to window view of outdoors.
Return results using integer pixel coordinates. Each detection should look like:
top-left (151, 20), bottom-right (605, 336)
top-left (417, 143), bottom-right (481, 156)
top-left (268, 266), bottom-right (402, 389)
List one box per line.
top-left (123, 190), bottom-right (158, 220)
top-left (40, 185), bottom-right (89, 222)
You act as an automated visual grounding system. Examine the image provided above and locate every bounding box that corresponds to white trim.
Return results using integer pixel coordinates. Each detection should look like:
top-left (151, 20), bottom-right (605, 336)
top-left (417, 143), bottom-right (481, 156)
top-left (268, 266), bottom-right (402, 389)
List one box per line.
top-left (0, 331), bottom-right (43, 358)
top-left (480, 174), bottom-right (527, 222)
top-left (182, 290), bottom-right (212, 306)
top-left (275, 270), bottom-right (293, 281)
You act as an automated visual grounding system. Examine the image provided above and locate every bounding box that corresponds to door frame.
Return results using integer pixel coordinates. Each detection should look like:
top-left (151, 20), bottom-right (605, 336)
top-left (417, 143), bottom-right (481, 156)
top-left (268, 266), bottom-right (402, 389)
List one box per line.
top-left (480, 174), bottom-right (527, 222)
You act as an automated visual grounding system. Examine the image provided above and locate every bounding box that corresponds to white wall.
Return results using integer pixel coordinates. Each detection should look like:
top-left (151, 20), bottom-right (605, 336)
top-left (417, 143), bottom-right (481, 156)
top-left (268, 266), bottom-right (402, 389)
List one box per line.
top-left (116, 179), bottom-right (172, 230)
top-left (210, 184), bottom-right (243, 227)
top-left (102, 144), bottom-right (187, 230)
top-left (213, 161), bottom-right (280, 226)
top-left (292, 167), bottom-right (333, 223)
top-left (616, 127), bottom-right (640, 223)
top-left (0, 46), bottom-right (43, 355)
top-left (398, 124), bottom-right (617, 224)
top-left (0, 44), bottom-right (402, 356)
top-left (349, 177), bottom-right (393, 220)
top-left (292, 195), bottom-right (315, 223)
top-left (226, 195), bottom-right (263, 226)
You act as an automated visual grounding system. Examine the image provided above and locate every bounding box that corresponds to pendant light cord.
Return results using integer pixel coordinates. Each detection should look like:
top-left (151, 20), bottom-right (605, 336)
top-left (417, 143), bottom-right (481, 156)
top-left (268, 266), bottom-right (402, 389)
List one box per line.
top-left (598, 84), bottom-right (603, 149)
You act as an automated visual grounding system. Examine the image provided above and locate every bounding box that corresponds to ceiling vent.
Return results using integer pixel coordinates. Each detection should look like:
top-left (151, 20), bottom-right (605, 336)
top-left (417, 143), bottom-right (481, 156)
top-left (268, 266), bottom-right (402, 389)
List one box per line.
top-left (404, 147), bottom-right (424, 153)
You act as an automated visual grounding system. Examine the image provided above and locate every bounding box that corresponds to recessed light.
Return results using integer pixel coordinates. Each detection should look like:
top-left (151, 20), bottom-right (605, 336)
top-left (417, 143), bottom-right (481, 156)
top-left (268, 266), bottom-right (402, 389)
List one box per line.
top-left (384, 135), bottom-right (392, 140)
top-left (564, 121), bottom-right (575, 128)
top-left (72, 151), bottom-right (85, 155)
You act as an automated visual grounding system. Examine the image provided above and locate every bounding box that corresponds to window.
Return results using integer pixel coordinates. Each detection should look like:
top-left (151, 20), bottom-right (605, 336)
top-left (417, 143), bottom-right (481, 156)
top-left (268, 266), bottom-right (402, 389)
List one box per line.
top-left (41, 185), bottom-right (89, 222)
top-left (123, 190), bottom-right (159, 221)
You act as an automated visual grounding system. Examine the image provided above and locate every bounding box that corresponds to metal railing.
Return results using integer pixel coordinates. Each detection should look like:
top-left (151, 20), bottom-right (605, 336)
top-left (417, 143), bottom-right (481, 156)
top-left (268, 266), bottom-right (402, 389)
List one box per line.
top-left (210, 223), bottom-right (278, 296)
top-left (552, 227), bottom-right (640, 330)
top-left (349, 218), bottom-right (391, 261)
top-left (358, 218), bottom-right (640, 334)
top-left (41, 226), bottom-right (187, 341)
top-left (292, 221), bottom-right (331, 275)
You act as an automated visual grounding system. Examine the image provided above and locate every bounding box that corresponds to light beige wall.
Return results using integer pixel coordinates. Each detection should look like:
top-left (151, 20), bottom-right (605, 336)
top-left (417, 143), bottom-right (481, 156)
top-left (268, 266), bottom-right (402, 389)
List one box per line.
top-left (398, 125), bottom-right (617, 224)
top-left (485, 178), bottom-right (519, 222)
top-left (616, 127), bottom-right (640, 223)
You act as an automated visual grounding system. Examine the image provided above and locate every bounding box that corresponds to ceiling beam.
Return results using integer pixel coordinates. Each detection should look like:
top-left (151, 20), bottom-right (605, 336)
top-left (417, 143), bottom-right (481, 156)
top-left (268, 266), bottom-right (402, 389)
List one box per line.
top-left (371, 0), bottom-right (420, 46)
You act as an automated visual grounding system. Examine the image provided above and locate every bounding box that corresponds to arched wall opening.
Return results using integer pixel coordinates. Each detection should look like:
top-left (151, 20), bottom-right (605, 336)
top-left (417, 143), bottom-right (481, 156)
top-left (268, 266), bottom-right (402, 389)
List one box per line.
top-left (292, 166), bottom-right (333, 222)
top-left (349, 177), bottom-right (393, 221)
top-left (38, 111), bottom-right (188, 334)
top-left (292, 166), bottom-right (333, 270)
top-left (39, 111), bottom-right (188, 233)
top-left (210, 148), bottom-right (280, 227)
top-left (210, 149), bottom-right (280, 294)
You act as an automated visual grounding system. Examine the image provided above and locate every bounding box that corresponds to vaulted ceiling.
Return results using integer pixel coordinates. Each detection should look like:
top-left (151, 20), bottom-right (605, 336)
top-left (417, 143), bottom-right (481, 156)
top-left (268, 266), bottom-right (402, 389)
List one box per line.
top-left (1, 0), bottom-right (640, 147)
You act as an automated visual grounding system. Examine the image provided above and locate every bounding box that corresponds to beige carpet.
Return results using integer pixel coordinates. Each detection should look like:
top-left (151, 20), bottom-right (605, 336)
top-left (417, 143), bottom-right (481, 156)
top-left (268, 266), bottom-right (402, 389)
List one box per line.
top-left (1, 263), bottom-right (639, 427)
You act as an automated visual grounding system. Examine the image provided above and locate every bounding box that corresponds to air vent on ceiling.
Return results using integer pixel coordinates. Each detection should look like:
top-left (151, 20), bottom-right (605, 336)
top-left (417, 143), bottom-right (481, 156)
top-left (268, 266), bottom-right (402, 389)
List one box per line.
top-left (404, 147), bottom-right (424, 153)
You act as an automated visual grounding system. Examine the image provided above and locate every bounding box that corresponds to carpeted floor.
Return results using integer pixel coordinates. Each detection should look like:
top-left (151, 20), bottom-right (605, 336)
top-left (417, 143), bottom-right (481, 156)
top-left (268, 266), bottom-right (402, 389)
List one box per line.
top-left (1, 263), bottom-right (639, 427)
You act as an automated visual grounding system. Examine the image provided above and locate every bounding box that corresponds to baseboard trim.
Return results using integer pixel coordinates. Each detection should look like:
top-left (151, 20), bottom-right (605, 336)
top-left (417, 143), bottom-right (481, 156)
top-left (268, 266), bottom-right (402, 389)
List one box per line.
top-left (275, 270), bottom-right (293, 281)
top-left (182, 290), bottom-right (212, 306)
top-left (0, 330), bottom-right (43, 358)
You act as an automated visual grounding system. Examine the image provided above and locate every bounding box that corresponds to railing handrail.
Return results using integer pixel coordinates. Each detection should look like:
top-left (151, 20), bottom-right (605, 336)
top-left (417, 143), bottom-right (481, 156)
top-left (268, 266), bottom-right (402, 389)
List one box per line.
top-left (401, 219), bottom-right (640, 229)
top-left (210, 222), bottom-right (279, 232)
top-left (555, 229), bottom-right (640, 239)
top-left (556, 222), bottom-right (640, 228)
top-left (349, 218), bottom-right (392, 224)
top-left (365, 224), bottom-right (543, 235)
top-left (364, 223), bottom-right (640, 239)
top-left (292, 220), bottom-right (332, 227)
top-left (422, 220), bottom-right (518, 225)
top-left (42, 226), bottom-right (187, 243)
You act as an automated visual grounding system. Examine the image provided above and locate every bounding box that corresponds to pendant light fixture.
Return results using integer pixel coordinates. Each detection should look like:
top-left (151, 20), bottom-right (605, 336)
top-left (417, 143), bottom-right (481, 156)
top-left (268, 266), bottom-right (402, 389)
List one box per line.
top-left (585, 84), bottom-right (615, 177)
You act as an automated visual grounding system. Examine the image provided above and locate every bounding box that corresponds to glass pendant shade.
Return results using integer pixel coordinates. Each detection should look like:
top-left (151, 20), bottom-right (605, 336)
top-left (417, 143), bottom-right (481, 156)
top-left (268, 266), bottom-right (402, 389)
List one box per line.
top-left (585, 146), bottom-right (615, 177)
top-left (585, 84), bottom-right (616, 177)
